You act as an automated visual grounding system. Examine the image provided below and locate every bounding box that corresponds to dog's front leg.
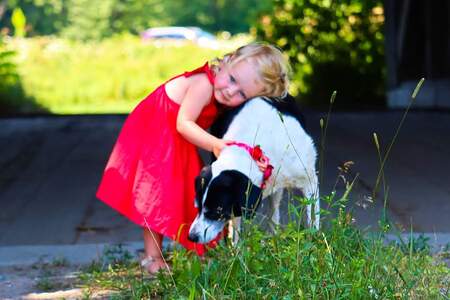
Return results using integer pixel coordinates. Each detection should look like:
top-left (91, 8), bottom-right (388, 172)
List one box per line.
top-left (303, 178), bottom-right (320, 230)
top-left (269, 189), bottom-right (284, 231)
top-left (227, 217), bottom-right (241, 245)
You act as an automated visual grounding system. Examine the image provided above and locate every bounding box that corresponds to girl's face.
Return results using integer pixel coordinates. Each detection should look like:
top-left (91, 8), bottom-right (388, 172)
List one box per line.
top-left (213, 59), bottom-right (265, 107)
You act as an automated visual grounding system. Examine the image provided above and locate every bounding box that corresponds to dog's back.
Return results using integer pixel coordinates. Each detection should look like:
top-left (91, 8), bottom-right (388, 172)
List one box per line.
top-left (212, 96), bottom-right (318, 199)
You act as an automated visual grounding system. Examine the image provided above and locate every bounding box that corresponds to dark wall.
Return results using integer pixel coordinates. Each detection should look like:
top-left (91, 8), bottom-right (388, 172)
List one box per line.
top-left (386, 0), bottom-right (450, 85)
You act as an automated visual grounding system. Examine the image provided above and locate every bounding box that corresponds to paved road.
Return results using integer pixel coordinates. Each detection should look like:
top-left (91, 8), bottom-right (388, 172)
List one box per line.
top-left (0, 111), bottom-right (449, 247)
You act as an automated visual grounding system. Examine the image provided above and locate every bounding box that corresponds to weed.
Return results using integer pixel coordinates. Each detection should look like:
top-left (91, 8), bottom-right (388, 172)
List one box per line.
top-left (102, 244), bottom-right (133, 267)
top-left (35, 269), bottom-right (55, 292)
top-left (52, 255), bottom-right (70, 267)
top-left (35, 277), bottom-right (55, 292)
top-left (393, 233), bottom-right (432, 255)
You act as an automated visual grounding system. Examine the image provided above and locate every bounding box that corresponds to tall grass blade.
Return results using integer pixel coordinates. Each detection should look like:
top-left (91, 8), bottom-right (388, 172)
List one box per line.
top-left (372, 78), bottom-right (425, 199)
top-left (319, 91), bottom-right (337, 188)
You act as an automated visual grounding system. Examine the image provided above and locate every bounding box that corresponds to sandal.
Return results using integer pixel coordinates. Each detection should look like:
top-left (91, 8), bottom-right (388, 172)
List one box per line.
top-left (140, 256), bottom-right (169, 276)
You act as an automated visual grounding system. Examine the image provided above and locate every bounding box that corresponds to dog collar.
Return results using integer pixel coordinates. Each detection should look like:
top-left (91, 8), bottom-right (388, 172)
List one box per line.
top-left (227, 142), bottom-right (274, 189)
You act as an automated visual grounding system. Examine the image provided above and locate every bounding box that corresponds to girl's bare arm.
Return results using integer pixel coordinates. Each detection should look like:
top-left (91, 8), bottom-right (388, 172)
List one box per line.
top-left (176, 75), bottom-right (226, 153)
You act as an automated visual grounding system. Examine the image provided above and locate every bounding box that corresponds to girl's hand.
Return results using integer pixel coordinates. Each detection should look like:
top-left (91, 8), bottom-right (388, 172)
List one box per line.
top-left (212, 139), bottom-right (233, 158)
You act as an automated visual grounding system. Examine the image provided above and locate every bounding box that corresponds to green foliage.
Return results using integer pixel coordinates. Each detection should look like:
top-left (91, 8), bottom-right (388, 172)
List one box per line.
top-left (1, 0), bottom-right (68, 36)
top-left (256, 0), bottom-right (385, 109)
top-left (8, 35), bottom-right (226, 114)
top-left (165, 0), bottom-right (273, 34)
top-left (107, 0), bottom-right (171, 35)
top-left (101, 244), bottom-right (133, 267)
top-left (395, 233), bottom-right (432, 255)
top-left (1, 0), bottom-right (273, 39)
top-left (0, 37), bottom-right (18, 89)
top-left (35, 272), bottom-right (55, 292)
top-left (63, 0), bottom-right (114, 41)
top-left (62, 0), bottom-right (180, 41)
top-left (0, 36), bottom-right (45, 114)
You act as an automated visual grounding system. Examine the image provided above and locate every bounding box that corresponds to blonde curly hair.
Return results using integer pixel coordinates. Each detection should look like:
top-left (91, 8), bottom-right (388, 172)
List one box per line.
top-left (212, 42), bottom-right (291, 99)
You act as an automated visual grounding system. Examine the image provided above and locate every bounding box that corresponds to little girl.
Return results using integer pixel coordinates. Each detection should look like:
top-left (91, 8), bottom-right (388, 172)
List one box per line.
top-left (96, 42), bottom-right (290, 274)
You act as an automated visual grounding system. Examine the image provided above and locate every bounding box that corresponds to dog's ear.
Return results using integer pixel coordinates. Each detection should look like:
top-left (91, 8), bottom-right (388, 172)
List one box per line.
top-left (194, 165), bottom-right (212, 210)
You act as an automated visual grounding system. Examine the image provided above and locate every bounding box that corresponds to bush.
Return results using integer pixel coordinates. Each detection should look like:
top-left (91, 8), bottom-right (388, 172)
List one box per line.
top-left (256, 0), bottom-right (385, 109)
top-left (0, 37), bottom-right (18, 91)
top-left (0, 36), bottom-right (45, 114)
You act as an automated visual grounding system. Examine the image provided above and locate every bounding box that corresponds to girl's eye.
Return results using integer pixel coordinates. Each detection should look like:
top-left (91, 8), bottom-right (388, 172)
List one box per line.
top-left (229, 75), bottom-right (236, 83)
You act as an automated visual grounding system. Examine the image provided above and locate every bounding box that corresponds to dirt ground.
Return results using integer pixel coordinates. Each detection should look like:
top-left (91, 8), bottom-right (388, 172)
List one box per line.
top-left (0, 263), bottom-right (113, 300)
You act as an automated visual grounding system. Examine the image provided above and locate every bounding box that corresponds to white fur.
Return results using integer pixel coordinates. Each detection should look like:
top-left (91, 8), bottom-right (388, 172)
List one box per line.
top-left (211, 97), bottom-right (320, 228)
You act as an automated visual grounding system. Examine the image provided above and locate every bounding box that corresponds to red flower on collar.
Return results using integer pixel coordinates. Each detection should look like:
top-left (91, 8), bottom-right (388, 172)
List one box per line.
top-left (251, 145), bottom-right (263, 161)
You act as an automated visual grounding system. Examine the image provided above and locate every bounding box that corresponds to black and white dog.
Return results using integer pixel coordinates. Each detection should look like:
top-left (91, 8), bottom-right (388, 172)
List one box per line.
top-left (188, 95), bottom-right (319, 244)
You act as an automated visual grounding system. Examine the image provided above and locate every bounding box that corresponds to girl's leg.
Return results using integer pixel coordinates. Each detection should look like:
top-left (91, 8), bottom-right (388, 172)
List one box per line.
top-left (143, 228), bottom-right (168, 273)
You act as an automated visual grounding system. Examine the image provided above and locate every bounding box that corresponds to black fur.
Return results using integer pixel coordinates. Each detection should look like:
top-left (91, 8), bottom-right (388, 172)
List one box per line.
top-left (194, 166), bottom-right (212, 211)
top-left (211, 94), bottom-right (306, 140)
top-left (201, 170), bottom-right (262, 221)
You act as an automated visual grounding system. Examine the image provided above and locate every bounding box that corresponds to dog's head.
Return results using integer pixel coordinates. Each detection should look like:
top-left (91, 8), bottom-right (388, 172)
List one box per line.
top-left (188, 166), bottom-right (261, 244)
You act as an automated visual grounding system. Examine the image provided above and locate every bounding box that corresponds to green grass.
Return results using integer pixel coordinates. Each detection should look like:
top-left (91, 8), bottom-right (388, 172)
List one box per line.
top-left (6, 34), bottom-right (249, 114)
top-left (78, 196), bottom-right (449, 299)
top-left (77, 79), bottom-right (449, 299)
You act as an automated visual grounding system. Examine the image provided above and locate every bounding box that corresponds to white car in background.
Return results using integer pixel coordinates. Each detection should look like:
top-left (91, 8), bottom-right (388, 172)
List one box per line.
top-left (141, 26), bottom-right (219, 49)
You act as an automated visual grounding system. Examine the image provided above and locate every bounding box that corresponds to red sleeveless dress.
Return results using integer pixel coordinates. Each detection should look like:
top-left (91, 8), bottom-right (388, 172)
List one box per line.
top-left (96, 63), bottom-right (219, 255)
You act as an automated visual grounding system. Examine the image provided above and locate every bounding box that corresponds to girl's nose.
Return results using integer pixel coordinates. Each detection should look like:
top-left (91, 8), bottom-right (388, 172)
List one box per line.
top-left (227, 84), bottom-right (239, 96)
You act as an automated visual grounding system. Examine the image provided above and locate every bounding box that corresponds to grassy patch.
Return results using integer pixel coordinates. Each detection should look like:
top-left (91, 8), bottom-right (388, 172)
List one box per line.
top-left (77, 79), bottom-right (449, 299)
top-left (78, 200), bottom-right (449, 299)
top-left (29, 258), bottom-right (79, 293)
top-left (6, 35), bottom-right (242, 114)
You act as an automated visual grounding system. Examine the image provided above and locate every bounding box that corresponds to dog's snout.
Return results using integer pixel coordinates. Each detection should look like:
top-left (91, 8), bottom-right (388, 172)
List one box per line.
top-left (188, 233), bottom-right (199, 243)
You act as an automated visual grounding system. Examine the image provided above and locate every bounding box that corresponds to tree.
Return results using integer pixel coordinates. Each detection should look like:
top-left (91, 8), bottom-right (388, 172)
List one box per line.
top-left (166, 0), bottom-right (273, 33)
top-left (108, 0), bottom-right (172, 34)
top-left (0, 0), bottom-right (67, 36)
top-left (63, 0), bottom-right (173, 40)
top-left (1, 0), bottom-right (275, 38)
top-left (63, 0), bottom-right (113, 40)
top-left (256, 0), bottom-right (385, 108)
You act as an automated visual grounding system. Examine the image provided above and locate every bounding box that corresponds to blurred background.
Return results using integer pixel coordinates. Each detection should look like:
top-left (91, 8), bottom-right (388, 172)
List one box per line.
top-left (1, 0), bottom-right (449, 115)
top-left (1, 0), bottom-right (448, 116)
top-left (0, 0), bottom-right (449, 247)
